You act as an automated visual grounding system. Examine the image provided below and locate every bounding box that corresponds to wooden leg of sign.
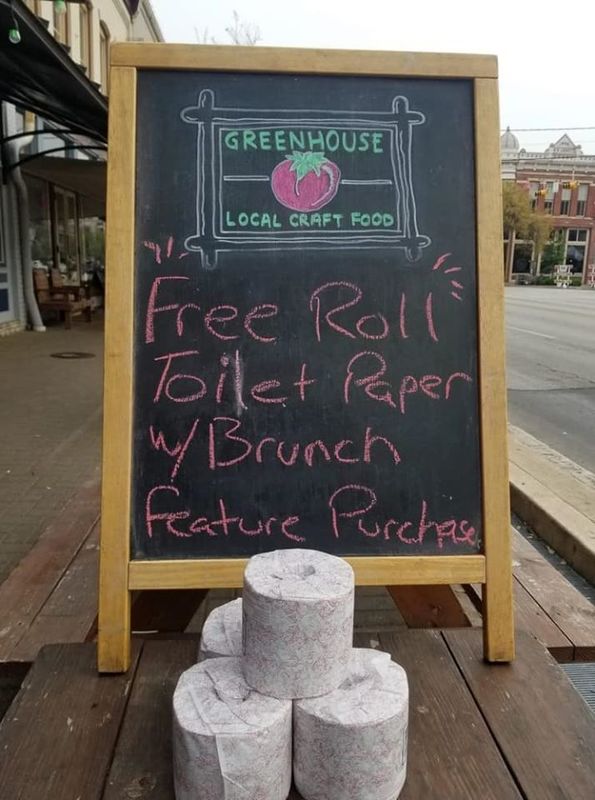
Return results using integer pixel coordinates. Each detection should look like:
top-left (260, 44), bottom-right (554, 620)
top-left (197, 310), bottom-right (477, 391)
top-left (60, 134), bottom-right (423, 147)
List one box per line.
top-left (482, 524), bottom-right (515, 662)
top-left (387, 585), bottom-right (472, 628)
top-left (475, 75), bottom-right (515, 662)
top-left (97, 66), bottom-right (137, 673)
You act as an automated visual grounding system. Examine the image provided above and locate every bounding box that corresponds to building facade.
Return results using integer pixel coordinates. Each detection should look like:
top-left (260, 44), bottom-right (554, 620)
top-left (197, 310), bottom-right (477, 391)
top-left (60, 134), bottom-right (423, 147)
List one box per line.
top-left (501, 127), bottom-right (595, 284)
top-left (0, 0), bottom-right (162, 335)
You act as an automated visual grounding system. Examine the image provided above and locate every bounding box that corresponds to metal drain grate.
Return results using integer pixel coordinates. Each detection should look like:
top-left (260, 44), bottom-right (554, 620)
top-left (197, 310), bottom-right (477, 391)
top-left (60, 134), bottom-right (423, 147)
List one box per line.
top-left (561, 663), bottom-right (595, 715)
top-left (50, 352), bottom-right (95, 360)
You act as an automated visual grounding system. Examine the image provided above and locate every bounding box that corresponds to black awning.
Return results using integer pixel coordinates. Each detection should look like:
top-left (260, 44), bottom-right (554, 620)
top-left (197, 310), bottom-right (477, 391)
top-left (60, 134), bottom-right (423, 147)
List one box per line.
top-left (0, 0), bottom-right (107, 141)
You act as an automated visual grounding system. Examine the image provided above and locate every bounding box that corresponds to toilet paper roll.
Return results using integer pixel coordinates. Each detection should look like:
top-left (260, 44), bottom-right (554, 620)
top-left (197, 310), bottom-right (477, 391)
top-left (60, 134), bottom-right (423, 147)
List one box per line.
top-left (172, 657), bottom-right (292, 800)
top-left (294, 648), bottom-right (409, 800)
top-left (242, 548), bottom-right (354, 699)
top-left (198, 598), bottom-right (243, 661)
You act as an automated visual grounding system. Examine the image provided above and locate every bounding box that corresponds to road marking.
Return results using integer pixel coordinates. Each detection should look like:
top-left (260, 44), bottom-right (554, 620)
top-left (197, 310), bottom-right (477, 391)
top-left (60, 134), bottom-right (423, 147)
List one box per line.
top-left (508, 326), bottom-right (556, 340)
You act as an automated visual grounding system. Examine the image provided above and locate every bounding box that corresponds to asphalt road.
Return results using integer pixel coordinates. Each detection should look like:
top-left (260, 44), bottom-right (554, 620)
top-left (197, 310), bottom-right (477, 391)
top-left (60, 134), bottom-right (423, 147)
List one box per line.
top-left (505, 287), bottom-right (595, 472)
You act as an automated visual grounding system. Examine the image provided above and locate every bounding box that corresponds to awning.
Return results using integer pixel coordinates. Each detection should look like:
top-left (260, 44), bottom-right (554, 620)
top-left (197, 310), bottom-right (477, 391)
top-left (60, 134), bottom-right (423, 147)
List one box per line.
top-left (0, 0), bottom-right (107, 141)
top-left (23, 156), bottom-right (106, 215)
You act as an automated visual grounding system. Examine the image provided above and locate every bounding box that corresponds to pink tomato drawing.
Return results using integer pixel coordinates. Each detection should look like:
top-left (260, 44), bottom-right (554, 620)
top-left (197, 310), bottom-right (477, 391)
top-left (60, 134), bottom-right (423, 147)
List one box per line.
top-left (271, 151), bottom-right (341, 211)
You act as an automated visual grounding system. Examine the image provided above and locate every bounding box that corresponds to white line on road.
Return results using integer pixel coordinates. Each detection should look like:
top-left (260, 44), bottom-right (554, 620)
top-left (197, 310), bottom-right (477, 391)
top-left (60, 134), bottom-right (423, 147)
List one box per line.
top-left (508, 326), bottom-right (556, 340)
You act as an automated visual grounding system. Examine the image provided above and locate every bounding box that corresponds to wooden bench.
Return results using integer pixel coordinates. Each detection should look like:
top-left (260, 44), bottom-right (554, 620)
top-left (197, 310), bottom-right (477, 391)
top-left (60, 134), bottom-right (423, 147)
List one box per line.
top-left (33, 268), bottom-right (92, 329)
top-left (0, 631), bottom-right (594, 799)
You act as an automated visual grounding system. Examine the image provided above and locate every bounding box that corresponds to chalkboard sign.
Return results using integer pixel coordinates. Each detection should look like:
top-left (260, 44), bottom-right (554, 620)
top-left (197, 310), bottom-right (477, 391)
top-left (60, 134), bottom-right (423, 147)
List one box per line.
top-left (99, 45), bottom-right (513, 672)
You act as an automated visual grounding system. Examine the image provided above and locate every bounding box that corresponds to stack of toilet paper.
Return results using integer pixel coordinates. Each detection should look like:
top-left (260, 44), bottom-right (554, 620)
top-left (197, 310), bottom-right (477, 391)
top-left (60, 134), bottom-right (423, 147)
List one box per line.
top-left (173, 548), bottom-right (409, 800)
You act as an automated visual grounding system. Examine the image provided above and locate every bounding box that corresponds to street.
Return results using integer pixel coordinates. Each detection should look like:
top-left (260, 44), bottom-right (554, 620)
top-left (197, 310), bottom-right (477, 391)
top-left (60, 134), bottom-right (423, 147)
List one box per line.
top-left (506, 287), bottom-right (595, 472)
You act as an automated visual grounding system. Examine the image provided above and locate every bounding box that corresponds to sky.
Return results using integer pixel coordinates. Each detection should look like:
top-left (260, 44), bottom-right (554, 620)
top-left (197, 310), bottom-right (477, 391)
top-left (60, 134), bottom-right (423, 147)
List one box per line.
top-left (150, 0), bottom-right (595, 153)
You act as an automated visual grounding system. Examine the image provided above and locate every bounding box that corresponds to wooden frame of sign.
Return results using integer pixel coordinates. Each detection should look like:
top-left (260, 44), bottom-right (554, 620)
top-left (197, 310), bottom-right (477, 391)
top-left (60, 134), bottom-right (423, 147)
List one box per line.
top-left (99, 44), bottom-right (513, 672)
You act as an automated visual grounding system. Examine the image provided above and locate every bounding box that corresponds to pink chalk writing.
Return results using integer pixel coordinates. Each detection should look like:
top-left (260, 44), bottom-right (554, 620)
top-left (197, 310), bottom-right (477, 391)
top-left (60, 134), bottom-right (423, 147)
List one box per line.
top-left (146, 276), bottom-right (189, 344)
top-left (425, 292), bottom-right (438, 342)
top-left (145, 486), bottom-right (305, 542)
top-left (205, 417), bottom-right (401, 470)
top-left (328, 484), bottom-right (476, 547)
top-left (149, 418), bottom-right (199, 481)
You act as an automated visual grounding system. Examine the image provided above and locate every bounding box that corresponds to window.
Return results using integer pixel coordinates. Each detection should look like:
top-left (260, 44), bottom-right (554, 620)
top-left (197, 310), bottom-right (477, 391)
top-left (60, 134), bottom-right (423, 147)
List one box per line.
top-left (576, 184), bottom-right (588, 216)
top-left (529, 182), bottom-right (539, 210)
top-left (567, 229), bottom-right (588, 242)
top-left (544, 181), bottom-right (554, 214)
top-left (54, 4), bottom-right (69, 46)
top-left (80, 4), bottom-right (91, 72)
top-left (100, 22), bottom-right (110, 94)
top-left (560, 188), bottom-right (571, 216)
top-left (24, 176), bottom-right (53, 272)
top-left (566, 229), bottom-right (589, 275)
top-left (53, 187), bottom-right (81, 283)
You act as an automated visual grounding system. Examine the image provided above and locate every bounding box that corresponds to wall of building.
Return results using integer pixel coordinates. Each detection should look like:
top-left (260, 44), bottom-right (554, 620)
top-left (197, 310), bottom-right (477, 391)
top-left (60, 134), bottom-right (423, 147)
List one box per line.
top-left (502, 133), bottom-right (595, 284)
top-left (0, 0), bottom-right (162, 335)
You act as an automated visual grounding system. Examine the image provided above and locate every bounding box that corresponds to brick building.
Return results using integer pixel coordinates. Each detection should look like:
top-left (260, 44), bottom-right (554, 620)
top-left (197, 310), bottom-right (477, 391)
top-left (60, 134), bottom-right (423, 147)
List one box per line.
top-left (501, 127), bottom-right (595, 284)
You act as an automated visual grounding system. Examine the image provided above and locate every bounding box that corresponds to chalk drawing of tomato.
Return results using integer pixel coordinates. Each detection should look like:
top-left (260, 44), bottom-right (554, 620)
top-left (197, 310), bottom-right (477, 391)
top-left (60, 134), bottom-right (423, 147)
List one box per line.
top-left (271, 151), bottom-right (341, 211)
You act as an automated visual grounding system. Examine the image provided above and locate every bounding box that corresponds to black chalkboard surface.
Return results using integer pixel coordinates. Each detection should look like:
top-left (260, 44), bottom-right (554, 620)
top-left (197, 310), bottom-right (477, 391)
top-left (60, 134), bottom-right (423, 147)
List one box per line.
top-left (132, 70), bottom-right (481, 560)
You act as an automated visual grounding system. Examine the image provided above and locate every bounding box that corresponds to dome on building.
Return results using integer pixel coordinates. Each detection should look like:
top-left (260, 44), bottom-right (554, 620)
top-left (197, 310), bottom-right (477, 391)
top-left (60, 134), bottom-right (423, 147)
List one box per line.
top-left (500, 126), bottom-right (519, 152)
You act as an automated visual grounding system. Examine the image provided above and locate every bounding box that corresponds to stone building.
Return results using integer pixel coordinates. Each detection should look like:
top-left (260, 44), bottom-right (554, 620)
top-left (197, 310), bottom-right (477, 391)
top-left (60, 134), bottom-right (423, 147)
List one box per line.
top-left (0, 0), bottom-right (162, 334)
top-left (501, 126), bottom-right (595, 284)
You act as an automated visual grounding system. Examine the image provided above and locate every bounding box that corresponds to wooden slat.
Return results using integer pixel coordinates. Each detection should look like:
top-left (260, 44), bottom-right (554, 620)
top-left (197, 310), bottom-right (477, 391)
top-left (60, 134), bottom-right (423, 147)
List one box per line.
top-left (379, 630), bottom-right (522, 799)
top-left (474, 77), bottom-right (514, 662)
top-left (0, 479), bottom-right (100, 662)
top-left (103, 639), bottom-right (196, 799)
top-left (10, 523), bottom-right (100, 663)
top-left (129, 555), bottom-right (486, 589)
top-left (0, 643), bottom-right (141, 800)
top-left (445, 629), bottom-right (595, 800)
top-left (387, 585), bottom-right (472, 628)
top-left (98, 65), bottom-right (137, 673)
top-left (111, 43), bottom-right (498, 78)
top-left (466, 579), bottom-right (574, 662)
top-left (512, 530), bottom-right (595, 660)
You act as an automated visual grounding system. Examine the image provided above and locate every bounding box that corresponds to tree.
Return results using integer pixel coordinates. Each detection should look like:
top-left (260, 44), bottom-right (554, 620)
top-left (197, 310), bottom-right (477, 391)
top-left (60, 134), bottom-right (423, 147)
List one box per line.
top-left (527, 212), bottom-right (552, 263)
top-left (502, 181), bottom-right (531, 241)
top-left (540, 231), bottom-right (566, 274)
top-left (195, 10), bottom-right (261, 46)
top-left (502, 181), bottom-right (552, 279)
top-left (225, 10), bottom-right (261, 45)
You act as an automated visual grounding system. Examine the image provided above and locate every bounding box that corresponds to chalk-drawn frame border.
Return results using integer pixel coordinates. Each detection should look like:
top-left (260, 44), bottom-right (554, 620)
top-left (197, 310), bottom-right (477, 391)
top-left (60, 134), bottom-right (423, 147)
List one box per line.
top-left (181, 90), bottom-right (430, 268)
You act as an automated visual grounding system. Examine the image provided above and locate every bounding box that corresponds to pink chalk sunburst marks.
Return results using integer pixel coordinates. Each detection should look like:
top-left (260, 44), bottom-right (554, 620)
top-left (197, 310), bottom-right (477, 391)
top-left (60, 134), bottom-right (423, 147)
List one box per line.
top-left (271, 151), bottom-right (341, 212)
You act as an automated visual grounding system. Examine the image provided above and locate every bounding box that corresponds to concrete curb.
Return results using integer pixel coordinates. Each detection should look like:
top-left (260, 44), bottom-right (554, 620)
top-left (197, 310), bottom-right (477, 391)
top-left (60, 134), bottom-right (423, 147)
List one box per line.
top-left (508, 427), bottom-right (595, 586)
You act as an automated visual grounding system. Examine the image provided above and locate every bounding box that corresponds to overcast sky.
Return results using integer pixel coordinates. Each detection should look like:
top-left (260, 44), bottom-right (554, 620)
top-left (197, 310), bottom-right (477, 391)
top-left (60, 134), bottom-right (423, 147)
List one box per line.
top-left (150, 0), bottom-right (595, 153)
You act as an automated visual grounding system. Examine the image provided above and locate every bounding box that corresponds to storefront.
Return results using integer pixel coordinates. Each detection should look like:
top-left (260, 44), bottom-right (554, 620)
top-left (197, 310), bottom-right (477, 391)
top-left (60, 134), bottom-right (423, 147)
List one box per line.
top-left (0, 0), bottom-right (107, 332)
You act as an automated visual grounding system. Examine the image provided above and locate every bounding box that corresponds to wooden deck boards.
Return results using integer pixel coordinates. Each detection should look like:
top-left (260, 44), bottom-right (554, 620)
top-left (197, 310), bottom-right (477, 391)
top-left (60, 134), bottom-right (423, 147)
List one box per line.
top-left (1, 631), bottom-right (594, 800)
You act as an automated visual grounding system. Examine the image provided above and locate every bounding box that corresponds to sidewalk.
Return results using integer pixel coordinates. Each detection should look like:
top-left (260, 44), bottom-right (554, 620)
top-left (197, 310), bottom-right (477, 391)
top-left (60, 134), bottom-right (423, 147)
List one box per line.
top-left (0, 319), bottom-right (103, 584)
top-left (0, 318), bottom-right (594, 591)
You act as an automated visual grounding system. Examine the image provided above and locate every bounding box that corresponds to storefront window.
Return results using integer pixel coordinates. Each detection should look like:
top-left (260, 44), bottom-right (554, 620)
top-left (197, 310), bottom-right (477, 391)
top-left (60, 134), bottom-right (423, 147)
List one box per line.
top-left (512, 242), bottom-right (533, 274)
top-left (24, 176), bottom-right (53, 272)
top-left (53, 187), bottom-right (80, 283)
top-left (79, 198), bottom-right (105, 280)
top-left (566, 229), bottom-right (588, 275)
